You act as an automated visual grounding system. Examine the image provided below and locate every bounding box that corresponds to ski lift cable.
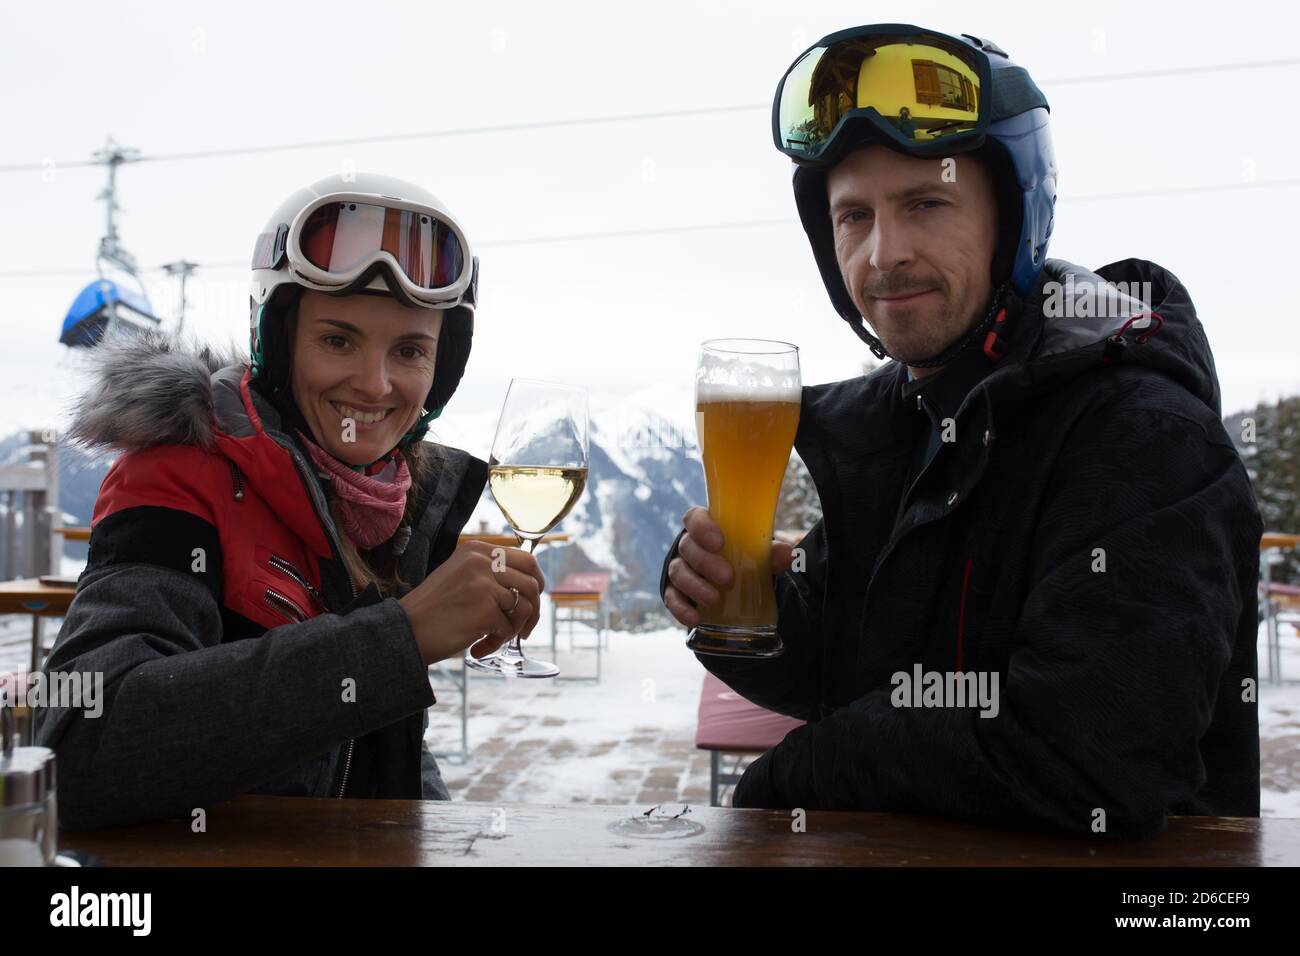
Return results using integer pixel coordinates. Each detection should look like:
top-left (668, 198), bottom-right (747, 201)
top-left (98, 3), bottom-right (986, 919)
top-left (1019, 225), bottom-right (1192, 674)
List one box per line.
top-left (2, 175), bottom-right (1299, 280)
top-left (0, 56), bottom-right (1296, 174)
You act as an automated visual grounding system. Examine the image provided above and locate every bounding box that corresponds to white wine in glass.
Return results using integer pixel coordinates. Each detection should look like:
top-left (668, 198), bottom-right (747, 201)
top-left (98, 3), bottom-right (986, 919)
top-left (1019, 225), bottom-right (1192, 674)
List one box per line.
top-left (466, 379), bottom-right (589, 678)
top-left (489, 465), bottom-right (586, 538)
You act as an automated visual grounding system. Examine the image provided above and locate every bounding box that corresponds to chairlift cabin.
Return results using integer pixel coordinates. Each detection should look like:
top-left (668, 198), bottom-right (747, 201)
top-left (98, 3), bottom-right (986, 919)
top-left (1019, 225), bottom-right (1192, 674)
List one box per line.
top-left (59, 276), bottom-right (160, 348)
top-left (58, 138), bottom-right (164, 348)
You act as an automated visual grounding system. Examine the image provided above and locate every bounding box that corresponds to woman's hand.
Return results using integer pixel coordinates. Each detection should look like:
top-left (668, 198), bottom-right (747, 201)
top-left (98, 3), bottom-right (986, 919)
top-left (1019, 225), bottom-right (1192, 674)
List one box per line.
top-left (398, 540), bottom-right (545, 666)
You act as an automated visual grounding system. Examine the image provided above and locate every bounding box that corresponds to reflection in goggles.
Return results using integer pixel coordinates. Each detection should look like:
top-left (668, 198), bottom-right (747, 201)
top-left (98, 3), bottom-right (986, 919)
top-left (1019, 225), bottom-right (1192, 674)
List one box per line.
top-left (780, 37), bottom-right (981, 155)
top-left (299, 202), bottom-right (464, 290)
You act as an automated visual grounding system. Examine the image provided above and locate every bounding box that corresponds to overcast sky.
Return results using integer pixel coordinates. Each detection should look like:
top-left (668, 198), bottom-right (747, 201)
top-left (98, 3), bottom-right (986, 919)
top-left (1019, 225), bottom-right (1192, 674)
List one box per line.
top-left (2, 0), bottom-right (1296, 456)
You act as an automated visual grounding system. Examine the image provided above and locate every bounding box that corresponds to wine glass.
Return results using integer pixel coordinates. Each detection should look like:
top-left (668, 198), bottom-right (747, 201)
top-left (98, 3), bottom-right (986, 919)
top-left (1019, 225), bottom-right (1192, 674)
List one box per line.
top-left (465, 378), bottom-right (589, 678)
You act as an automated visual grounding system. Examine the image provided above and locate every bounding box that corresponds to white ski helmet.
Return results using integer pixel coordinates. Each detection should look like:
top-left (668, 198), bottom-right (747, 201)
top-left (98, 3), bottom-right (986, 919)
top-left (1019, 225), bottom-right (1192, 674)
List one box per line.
top-left (248, 172), bottom-right (479, 441)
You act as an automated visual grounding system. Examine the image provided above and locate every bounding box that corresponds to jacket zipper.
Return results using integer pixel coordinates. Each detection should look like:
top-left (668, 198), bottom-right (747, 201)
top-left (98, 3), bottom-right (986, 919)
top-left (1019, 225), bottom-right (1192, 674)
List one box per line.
top-left (263, 587), bottom-right (307, 624)
top-left (956, 556), bottom-right (973, 672)
top-left (874, 391), bottom-right (994, 589)
top-left (897, 388), bottom-right (963, 524)
top-left (258, 436), bottom-right (363, 799)
top-left (228, 459), bottom-right (245, 501)
top-left (852, 394), bottom-right (996, 689)
top-left (337, 567), bottom-right (360, 799)
top-left (268, 554), bottom-right (326, 611)
top-left (302, 477), bottom-right (363, 800)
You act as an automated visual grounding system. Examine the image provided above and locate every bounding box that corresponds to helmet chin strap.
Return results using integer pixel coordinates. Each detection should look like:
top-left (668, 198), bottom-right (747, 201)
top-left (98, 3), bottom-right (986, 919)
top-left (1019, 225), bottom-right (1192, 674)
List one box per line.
top-left (848, 280), bottom-right (1011, 369)
top-left (357, 405), bottom-right (439, 472)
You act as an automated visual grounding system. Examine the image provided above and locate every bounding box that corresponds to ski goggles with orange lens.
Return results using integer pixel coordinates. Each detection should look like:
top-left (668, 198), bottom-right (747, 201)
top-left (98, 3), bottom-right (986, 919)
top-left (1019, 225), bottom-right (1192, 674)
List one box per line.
top-left (255, 193), bottom-right (476, 308)
top-left (773, 24), bottom-right (1006, 168)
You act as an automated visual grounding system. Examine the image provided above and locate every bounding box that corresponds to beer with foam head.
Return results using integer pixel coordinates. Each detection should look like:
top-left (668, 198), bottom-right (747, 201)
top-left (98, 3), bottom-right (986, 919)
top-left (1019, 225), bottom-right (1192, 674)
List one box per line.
top-left (689, 340), bottom-right (800, 658)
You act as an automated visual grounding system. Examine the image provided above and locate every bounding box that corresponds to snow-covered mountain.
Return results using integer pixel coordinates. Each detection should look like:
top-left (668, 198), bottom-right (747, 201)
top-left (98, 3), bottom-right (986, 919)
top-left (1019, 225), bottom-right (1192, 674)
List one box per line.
top-left (450, 388), bottom-right (704, 629)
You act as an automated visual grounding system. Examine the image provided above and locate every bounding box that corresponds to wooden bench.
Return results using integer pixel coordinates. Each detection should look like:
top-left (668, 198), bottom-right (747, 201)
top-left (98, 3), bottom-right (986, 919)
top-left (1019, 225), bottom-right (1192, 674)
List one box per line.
top-left (695, 671), bottom-right (805, 806)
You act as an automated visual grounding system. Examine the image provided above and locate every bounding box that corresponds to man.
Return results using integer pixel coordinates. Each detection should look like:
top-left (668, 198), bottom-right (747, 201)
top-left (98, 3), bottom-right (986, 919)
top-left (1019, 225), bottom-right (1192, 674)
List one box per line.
top-left (894, 106), bottom-right (917, 139)
top-left (660, 25), bottom-right (1261, 839)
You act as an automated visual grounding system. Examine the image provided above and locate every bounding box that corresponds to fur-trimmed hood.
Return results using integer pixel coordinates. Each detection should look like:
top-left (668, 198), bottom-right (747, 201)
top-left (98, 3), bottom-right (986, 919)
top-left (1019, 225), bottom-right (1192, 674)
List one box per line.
top-left (66, 330), bottom-right (342, 561)
top-left (65, 329), bottom-right (248, 453)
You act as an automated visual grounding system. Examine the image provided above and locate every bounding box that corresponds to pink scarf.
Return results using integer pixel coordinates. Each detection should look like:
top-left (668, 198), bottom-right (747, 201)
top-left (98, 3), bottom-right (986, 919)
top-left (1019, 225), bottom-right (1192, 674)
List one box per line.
top-left (297, 430), bottom-right (412, 550)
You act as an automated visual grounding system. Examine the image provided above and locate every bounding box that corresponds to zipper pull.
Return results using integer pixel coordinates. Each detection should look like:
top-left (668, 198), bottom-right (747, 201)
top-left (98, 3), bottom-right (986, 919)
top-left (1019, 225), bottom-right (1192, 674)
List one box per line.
top-left (227, 459), bottom-right (245, 501)
top-left (392, 524), bottom-right (413, 556)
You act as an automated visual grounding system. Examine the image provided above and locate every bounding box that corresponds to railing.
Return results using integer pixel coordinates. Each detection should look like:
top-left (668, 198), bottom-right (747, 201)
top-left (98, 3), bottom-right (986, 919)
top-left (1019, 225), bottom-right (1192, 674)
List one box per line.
top-left (0, 430), bottom-right (60, 581)
top-left (1260, 532), bottom-right (1300, 685)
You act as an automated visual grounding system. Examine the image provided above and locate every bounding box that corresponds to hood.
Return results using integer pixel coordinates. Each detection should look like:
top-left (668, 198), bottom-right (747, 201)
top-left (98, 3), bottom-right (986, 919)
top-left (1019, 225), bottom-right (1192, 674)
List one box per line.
top-left (986, 256), bottom-right (1223, 418)
top-left (64, 330), bottom-right (245, 454)
top-left (65, 330), bottom-right (336, 556)
top-left (63, 330), bottom-right (484, 562)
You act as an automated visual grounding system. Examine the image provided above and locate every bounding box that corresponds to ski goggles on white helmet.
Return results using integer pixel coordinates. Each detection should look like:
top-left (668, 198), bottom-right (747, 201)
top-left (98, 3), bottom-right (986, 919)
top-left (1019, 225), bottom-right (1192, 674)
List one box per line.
top-left (773, 24), bottom-right (1044, 168)
top-left (252, 191), bottom-right (477, 309)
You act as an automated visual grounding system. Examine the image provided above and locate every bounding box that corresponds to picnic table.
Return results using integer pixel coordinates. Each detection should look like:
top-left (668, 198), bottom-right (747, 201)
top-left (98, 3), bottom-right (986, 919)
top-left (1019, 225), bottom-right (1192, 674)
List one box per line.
top-left (0, 578), bottom-right (76, 673)
top-left (547, 571), bottom-right (610, 681)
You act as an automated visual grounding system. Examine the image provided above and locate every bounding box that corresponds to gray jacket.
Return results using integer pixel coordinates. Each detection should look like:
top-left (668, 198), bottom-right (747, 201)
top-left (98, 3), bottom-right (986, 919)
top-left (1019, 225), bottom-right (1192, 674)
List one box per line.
top-left (34, 332), bottom-right (487, 830)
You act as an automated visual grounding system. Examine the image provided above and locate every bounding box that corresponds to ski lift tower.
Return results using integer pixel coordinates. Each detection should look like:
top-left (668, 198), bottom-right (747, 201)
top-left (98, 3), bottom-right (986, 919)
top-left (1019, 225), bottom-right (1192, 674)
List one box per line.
top-left (59, 137), bottom-right (161, 347)
top-left (161, 258), bottom-right (199, 335)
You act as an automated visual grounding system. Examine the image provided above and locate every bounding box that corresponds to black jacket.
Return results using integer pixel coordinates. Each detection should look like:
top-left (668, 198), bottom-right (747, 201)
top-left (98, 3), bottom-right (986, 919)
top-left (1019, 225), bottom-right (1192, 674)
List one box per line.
top-left (662, 257), bottom-right (1262, 839)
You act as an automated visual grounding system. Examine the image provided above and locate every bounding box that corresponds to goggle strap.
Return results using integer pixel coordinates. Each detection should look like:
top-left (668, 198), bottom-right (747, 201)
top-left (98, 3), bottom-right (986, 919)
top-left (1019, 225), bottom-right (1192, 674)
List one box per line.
top-left (250, 302), bottom-right (267, 377)
top-left (464, 257), bottom-right (479, 308)
top-left (989, 66), bottom-right (1049, 120)
top-left (251, 223), bottom-right (289, 271)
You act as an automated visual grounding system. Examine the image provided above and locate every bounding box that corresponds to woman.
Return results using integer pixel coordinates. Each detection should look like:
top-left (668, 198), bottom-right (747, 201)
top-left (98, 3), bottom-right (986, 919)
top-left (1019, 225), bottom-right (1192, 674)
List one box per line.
top-left (34, 173), bottom-right (543, 830)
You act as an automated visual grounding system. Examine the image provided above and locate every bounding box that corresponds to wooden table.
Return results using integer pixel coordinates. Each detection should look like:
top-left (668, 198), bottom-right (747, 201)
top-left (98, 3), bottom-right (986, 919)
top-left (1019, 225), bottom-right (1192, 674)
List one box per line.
top-left (59, 796), bottom-right (1300, 866)
top-left (0, 578), bottom-right (75, 673)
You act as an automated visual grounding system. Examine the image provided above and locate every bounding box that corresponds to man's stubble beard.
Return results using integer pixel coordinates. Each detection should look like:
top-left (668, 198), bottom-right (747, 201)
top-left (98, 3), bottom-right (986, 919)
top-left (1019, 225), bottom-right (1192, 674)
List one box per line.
top-left (867, 288), bottom-right (972, 365)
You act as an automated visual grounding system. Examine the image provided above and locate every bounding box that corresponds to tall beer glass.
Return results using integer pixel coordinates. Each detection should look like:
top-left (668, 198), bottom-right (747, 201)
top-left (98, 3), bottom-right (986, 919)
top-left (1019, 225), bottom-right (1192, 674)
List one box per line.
top-left (688, 339), bottom-right (800, 658)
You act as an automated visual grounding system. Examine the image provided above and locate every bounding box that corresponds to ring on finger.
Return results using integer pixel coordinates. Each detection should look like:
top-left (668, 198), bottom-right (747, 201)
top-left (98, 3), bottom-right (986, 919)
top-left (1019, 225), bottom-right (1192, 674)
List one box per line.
top-left (507, 587), bottom-right (521, 614)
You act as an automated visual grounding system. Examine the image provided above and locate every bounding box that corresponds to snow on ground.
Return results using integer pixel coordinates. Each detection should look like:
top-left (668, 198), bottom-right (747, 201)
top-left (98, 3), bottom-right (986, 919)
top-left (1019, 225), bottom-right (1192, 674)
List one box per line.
top-left (425, 611), bottom-right (712, 805)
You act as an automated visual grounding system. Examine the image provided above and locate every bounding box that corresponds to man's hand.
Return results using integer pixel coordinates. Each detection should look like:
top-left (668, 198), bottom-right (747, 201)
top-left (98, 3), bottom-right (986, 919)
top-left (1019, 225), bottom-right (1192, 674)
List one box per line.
top-left (663, 506), bottom-right (796, 628)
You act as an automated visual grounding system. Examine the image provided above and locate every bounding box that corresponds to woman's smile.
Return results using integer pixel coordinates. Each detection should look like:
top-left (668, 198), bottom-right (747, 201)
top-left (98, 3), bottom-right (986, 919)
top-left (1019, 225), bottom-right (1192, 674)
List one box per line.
top-left (328, 400), bottom-right (397, 428)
